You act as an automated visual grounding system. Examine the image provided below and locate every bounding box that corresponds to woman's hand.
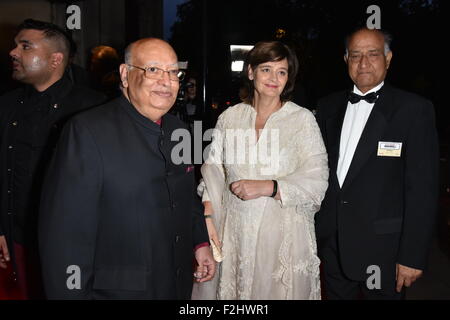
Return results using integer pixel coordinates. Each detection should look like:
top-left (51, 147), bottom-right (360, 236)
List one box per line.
top-left (205, 218), bottom-right (221, 248)
top-left (203, 201), bottom-right (221, 248)
top-left (230, 179), bottom-right (275, 200)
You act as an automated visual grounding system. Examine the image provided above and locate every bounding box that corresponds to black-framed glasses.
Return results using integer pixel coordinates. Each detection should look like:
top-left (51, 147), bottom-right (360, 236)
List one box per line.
top-left (127, 64), bottom-right (185, 82)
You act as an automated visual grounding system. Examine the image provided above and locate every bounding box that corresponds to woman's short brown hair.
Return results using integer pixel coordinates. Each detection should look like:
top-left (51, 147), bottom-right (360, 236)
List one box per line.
top-left (242, 41), bottom-right (299, 104)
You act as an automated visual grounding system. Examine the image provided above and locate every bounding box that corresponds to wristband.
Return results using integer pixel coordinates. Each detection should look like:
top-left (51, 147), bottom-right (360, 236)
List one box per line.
top-left (271, 180), bottom-right (278, 198)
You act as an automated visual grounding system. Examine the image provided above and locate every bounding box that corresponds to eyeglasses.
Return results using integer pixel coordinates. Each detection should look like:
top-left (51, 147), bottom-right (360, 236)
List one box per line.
top-left (347, 52), bottom-right (384, 63)
top-left (127, 64), bottom-right (185, 81)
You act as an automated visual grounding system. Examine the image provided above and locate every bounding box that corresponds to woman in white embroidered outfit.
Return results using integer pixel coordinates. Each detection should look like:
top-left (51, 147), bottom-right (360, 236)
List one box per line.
top-left (192, 41), bottom-right (328, 300)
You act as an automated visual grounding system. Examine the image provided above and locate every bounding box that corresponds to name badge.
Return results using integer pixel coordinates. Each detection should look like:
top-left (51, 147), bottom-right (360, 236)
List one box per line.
top-left (377, 141), bottom-right (402, 157)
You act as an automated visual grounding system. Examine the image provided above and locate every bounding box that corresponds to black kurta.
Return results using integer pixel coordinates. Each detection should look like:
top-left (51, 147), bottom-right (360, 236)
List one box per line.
top-left (0, 73), bottom-right (105, 253)
top-left (38, 95), bottom-right (209, 299)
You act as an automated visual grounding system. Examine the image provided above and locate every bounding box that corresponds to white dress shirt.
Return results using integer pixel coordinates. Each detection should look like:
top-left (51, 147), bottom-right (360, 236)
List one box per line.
top-left (336, 82), bottom-right (384, 187)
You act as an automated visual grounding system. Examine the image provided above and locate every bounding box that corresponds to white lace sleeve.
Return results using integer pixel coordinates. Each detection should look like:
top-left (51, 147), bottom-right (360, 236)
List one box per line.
top-left (277, 111), bottom-right (329, 213)
top-left (205, 113), bottom-right (226, 167)
top-left (192, 113), bottom-right (228, 300)
top-left (199, 113), bottom-right (226, 203)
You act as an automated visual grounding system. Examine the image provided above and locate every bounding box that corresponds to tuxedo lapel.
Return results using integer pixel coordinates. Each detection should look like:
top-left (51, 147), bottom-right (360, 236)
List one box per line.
top-left (320, 92), bottom-right (348, 193)
top-left (326, 100), bottom-right (347, 174)
top-left (341, 84), bottom-right (395, 191)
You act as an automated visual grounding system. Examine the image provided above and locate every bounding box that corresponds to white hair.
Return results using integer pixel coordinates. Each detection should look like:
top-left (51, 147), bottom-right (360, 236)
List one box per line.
top-left (344, 28), bottom-right (392, 57)
top-left (124, 43), bottom-right (133, 65)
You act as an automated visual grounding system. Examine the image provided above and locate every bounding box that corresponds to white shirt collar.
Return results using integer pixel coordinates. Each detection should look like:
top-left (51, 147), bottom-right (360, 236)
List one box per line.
top-left (353, 81), bottom-right (384, 96)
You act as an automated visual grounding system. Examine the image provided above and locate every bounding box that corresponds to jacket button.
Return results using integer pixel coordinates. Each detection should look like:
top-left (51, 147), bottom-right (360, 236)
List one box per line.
top-left (176, 268), bottom-right (182, 277)
top-left (172, 202), bottom-right (177, 208)
top-left (12, 121), bottom-right (18, 126)
top-left (8, 145), bottom-right (13, 149)
top-left (175, 235), bottom-right (181, 243)
top-left (341, 200), bottom-right (349, 205)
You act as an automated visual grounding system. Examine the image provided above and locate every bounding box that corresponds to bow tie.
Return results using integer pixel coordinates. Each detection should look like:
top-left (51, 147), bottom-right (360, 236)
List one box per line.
top-left (348, 91), bottom-right (380, 104)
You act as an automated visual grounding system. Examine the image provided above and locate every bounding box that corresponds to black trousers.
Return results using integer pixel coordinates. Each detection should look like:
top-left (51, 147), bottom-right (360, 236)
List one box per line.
top-left (319, 234), bottom-right (405, 300)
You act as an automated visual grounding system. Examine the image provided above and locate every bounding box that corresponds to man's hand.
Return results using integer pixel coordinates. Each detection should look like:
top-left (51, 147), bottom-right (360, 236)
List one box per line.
top-left (0, 235), bottom-right (10, 269)
top-left (194, 246), bottom-right (216, 283)
top-left (396, 263), bottom-right (423, 292)
top-left (230, 180), bottom-right (274, 201)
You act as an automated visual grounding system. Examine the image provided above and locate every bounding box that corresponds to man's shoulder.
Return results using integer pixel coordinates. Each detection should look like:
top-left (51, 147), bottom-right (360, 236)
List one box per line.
top-left (318, 90), bottom-right (347, 105)
top-left (385, 85), bottom-right (433, 109)
top-left (69, 83), bottom-right (104, 97)
top-left (72, 97), bottom-right (187, 131)
top-left (164, 111), bottom-right (187, 126)
top-left (66, 84), bottom-right (106, 106)
top-left (316, 90), bottom-right (348, 117)
top-left (69, 97), bottom-right (122, 128)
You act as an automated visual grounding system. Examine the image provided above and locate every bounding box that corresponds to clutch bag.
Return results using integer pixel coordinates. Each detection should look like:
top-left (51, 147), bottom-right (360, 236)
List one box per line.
top-left (210, 238), bottom-right (224, 262)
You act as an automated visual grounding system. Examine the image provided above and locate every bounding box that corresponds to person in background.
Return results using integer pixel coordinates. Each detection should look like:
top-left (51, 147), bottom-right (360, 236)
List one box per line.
top-left (185, 76), bottom-right (201, 120)
top-left (0, 18), bottom-right (104, 299)
top-left (88, 45), bottom-right (121, 99)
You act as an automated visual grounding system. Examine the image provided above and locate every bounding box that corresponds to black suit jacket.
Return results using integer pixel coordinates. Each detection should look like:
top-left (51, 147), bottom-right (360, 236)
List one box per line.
top-left (315, 84), bottom-right (439, 282)
top-left (38, 95), bottom-right (209, 299)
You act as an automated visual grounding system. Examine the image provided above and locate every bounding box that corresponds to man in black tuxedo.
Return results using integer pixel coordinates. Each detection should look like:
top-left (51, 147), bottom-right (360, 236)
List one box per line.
top-left (315, 27), bottom-right (439, 299)
top-left (38, 38), bottom-right (215, 299)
